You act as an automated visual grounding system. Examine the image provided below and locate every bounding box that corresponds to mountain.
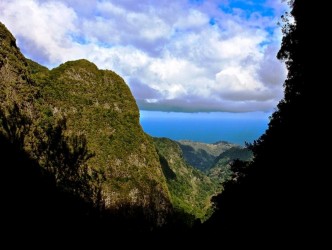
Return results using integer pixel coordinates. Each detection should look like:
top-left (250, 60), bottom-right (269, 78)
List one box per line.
top-left (177, 139), bottom-right (252, 189)
top-left (0, 21), bottom-right (251, 233)
top-left (30, 59), bottom-right (172, 217)
top-left (154, 137), bottom-right (220, 222)
top-left (177, 140), bottom-right (236, 171)
top-left (0, 22), bottom-right (172, 228)
top-left (208, 147), bottom-right (253, 182)
top-left (0, 23), bottom-right (38, 125)
top-left (177, 140), bottom-right (252, 178)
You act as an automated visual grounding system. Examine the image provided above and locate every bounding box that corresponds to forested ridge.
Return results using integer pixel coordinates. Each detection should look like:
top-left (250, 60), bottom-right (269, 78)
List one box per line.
top-left (0, 0), bottom-right (313, 244)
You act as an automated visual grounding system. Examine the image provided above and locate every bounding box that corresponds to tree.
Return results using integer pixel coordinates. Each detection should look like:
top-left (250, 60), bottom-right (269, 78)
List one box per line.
top-left (201, 0), bottom-right (312, 245)
top-left (0, 102), bottom-right (31, 150)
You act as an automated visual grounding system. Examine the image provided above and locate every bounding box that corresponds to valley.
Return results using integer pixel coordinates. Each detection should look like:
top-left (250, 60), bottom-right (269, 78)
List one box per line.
top-left (0, 21), bottom-right (252, 229)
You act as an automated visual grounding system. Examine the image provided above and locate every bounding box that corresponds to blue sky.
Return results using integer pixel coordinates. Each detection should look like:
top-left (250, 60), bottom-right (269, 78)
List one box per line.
top-left (0, 0), bottom-right (288, 114)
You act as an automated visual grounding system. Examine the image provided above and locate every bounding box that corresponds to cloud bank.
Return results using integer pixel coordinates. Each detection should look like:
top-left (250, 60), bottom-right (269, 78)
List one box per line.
top-left (0, 0), bottom-right (287, 112)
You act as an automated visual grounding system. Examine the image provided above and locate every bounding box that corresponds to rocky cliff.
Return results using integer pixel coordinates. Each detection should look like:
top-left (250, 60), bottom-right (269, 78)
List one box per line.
top-left (0, 22), bottom-right (172, 226)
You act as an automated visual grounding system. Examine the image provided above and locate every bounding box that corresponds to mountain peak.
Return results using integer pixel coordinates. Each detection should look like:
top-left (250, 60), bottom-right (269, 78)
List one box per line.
top-left (56, 59), bottom-right (99, 71)
top-left (0, 23), bottom-right (16, 47)
top-left (1, 21), bottom-right (172, 227)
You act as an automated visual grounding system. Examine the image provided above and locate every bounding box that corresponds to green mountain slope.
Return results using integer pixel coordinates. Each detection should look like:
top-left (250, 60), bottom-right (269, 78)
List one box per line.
top-left (208, 147), bottom-right (253, 181)
top-left (177, 140), bottom-right (236, 171)
top-left (1, 22), bottom-right (172, 226)
top-left (0, 22), bottom-right (41, 154)
top-left (154, 137), bottom-right (221, 221)
top-left (177, 139), bottom-right (252, 186)
top-left (30, 59), bottom-right (172, 221)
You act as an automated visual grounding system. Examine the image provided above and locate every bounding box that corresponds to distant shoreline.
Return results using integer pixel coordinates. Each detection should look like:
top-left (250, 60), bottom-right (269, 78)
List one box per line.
top-left (140, 111), bottom-right (270, 145)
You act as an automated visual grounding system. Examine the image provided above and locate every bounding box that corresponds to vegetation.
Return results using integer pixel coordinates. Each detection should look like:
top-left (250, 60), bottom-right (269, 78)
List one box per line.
top-left (177, 140), bottom-right (252, 184)
top-left (208, 147), bottom-right (253, 181)
top-left (0, 22), bottom-right (172, 229)
top-left (0, 0), bottom-right (308, 238)
top-left (177, 140), bottom-right (236, 171)
top-left (201, 0), bottom-right (311, 243)
top-left (154, 137), bottom-right (221, 222)
top-left (30, 59), bottom-right (172, 218)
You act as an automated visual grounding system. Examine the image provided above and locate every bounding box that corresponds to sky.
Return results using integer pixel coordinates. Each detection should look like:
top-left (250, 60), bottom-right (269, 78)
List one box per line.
top-left (0, 0), bottom-right (288, 114)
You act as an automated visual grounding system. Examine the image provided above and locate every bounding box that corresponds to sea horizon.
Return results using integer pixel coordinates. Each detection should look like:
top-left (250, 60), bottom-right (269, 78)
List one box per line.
top-left (140, 111), bottom-right (271, 146)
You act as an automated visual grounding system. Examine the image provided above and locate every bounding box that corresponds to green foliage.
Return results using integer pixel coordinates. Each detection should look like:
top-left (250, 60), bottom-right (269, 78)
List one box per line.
top-left (1, 22), bottom-right (172, 227)
top-left (177, 139), bottom-right (252, 185)
top-left (154, 137), bottom-right (221, 222)
top-left (216, 147), bottom-right (253, 162)
top-left (0, 103), bottom-right (31, 149)
top-left (177, 140), bottom-right (237, 172)
top-left (0, 23), bottom-right (102, 207)
top-left (154, 138), bottom-right (252, 222)
top-left (30, 59), bottom-right (172, 223)
top-left (38, 118), bottom-right (101, 202)
top-left (208, 147), bottom-right (253, 181)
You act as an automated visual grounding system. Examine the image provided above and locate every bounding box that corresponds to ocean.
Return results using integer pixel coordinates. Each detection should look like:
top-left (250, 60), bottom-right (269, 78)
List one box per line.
top-left (140, 111), bottom-right (271, 145)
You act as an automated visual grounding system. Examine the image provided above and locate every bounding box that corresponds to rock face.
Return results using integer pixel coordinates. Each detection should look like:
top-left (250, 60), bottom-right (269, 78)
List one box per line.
top-left (0, 22), bottom-right (172, 225)
top-left (0, 23), bottom-right (38, 124)
top-left (32, 59), bottom-right (172, 217)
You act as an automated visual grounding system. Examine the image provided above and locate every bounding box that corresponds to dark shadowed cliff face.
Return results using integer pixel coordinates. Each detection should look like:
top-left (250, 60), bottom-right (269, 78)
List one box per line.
top-left (0, 22), bottom-right (172, 227)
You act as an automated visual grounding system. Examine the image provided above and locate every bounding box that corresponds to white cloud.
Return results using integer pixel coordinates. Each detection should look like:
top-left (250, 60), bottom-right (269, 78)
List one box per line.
top-left (175, 9), bottom-right (209, 30)
top-left (0, 0), bottom-right (81, 65)
top-left (0, 0), bottom-right (288, 112)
